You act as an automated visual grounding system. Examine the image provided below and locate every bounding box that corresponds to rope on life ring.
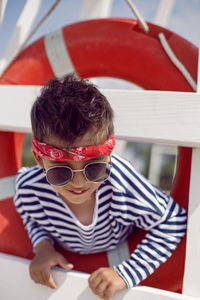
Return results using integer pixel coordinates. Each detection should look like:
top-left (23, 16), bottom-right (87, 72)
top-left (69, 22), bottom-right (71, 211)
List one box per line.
top-left (0, 18), bottom-right (198, 292)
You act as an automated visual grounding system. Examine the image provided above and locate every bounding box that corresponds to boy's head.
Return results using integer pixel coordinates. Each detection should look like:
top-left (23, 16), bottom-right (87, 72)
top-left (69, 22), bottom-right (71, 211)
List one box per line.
top-left (31, 73), bottom-right (114, 150)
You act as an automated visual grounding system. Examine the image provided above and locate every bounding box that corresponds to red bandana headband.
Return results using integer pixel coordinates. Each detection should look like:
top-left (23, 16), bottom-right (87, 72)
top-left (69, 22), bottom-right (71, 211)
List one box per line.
top-left (31, 135), bottom-right (115, 161)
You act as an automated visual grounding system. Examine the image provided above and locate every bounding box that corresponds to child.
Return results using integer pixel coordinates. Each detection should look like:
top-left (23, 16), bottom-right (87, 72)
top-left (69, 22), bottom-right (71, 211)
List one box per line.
top-left (14, 73), bottom-right (187, 300)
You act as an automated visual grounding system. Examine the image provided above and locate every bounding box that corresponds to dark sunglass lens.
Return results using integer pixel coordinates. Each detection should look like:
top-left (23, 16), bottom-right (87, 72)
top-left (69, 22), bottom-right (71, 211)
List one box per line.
top-left (46, 167), bottom-right (72, 186)
top-left (85, 163), bottom-right (110, 182)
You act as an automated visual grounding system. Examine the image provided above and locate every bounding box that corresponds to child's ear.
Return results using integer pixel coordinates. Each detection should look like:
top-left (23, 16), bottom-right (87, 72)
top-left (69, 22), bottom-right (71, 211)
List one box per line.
top-left (32, 151), bottom-right (43, 168)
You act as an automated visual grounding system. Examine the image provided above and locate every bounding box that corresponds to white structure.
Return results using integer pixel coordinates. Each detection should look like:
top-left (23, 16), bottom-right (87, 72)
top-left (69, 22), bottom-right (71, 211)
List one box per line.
top-left (0, 85), bottom-right (200, 299)
top-left (0, 252), bottom-right (198, 300)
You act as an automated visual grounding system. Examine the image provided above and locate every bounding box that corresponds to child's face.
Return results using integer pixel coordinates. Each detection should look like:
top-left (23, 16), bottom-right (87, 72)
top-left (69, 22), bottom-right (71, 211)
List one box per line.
top-left (33, 132), bottom-right (112, 206)
top-left (40, 155), bottom-right (110, 206)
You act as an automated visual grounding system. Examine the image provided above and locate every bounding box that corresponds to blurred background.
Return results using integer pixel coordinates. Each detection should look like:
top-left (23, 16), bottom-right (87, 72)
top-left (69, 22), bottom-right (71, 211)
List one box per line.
top-left (1, 0), bottom-right (199, 191)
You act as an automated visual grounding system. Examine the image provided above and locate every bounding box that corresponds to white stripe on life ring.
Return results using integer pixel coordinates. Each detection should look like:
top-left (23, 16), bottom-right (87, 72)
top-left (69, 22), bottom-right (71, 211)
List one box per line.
top-left (44, 28), bottom-right (75, 78)
top-left (107, 240), bottom-right (130, 267)
top-left (0, 176), bottom-right (16, 201)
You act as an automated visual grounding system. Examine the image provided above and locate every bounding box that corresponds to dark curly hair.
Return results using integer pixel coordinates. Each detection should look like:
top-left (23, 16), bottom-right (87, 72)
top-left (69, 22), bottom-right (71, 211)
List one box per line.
top-left (31, 73), bottom-right (114, 149)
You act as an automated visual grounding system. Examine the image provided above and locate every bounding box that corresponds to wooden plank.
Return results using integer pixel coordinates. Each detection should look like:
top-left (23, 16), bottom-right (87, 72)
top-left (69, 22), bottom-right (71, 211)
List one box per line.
top-left (0, 253), bottom-right (197, 300)
top-left (0, 0), bottom-right (8, 25)
top-left (0, 85), bottom-right (40, 132)
top-left (0, 86), bottom-right (200, 147)
top-left (0, 0), bottom-right (42, 76)
top-left (183, 148), bottom-right (200, 297)
top-left (154, 0), bottom-right (175, 27)
top-left (108, 89), bottom-right (200, 146)
top-left (80, 0), bottom-right (112, 20)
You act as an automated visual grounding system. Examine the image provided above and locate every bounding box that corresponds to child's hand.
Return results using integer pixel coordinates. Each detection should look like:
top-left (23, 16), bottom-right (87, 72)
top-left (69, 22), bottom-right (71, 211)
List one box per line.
top-left (88, 267), bottom-right (127, 299)
top-left (29, 239), bottom-right (73, 289)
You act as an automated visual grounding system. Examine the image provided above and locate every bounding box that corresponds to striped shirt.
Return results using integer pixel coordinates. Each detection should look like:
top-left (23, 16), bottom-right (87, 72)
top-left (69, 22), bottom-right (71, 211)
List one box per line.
top-left (14, 154), bottom-right (187, 288)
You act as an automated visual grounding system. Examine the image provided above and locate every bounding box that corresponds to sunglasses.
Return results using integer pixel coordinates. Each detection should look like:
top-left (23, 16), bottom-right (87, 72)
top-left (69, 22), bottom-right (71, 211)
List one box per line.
top-left (44, 161), bottom-right (112, 186)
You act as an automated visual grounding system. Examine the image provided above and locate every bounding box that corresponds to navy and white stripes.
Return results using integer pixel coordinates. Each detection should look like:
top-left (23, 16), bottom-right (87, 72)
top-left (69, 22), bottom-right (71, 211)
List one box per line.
top-left (14, 154), bottom-right (187, 288)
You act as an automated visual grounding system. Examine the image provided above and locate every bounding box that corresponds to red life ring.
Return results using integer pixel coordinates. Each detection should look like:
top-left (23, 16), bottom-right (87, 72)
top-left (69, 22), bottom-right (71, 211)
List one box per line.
top-left (0, 18), bottom-right (197, 292)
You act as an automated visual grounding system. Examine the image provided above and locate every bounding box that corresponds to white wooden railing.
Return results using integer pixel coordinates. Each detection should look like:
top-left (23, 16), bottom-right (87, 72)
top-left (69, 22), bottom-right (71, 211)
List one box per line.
top-left (0, 86), bottom-right (200, 299)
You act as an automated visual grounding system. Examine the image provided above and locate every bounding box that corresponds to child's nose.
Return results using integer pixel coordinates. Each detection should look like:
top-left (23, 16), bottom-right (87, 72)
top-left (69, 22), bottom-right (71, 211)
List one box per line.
top-left (71, 171), bottom-right (86, 187)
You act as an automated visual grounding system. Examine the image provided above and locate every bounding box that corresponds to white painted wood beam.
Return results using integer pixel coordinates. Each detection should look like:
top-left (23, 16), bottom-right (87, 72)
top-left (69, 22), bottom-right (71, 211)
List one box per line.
top-left (183, 148), bottom-right (200, 297)
top-left (154, 0), bottom-right (176, 27)
top-left (0, 85), bottom-right (39, 133)
top-left (79, 0), bottom-right (113, 86)
top-left (0, 253), bottom-right (197, 300)
top-left (182, 38), bottom-right (200, 297)
top-left (80, 0), bottom-right (113, 20)
top-left (109, 89), bottom-right (200, 147)
top-left (0, 0), bottom-right (42, 75)
top-left (0, 86), bottom-right (200, 147)
top-left (0, 0), bottom-right (8, 25)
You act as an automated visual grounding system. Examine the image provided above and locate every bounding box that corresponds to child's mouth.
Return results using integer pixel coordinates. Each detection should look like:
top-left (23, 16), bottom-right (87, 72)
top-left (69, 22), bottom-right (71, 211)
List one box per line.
top-left (69, 189), bottom-right (87, 195)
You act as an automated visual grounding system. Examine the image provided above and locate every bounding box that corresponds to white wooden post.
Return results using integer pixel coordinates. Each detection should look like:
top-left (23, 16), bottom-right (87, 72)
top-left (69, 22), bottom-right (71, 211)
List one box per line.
top-left (0, 0), bottom-right (42, 76)
top-left (0, 0), bottom-right (8, 25)
top-left (79, 0), bottom-right (113, 87)
top-left (80, 0), bottom-right (113, 20)
top-left (182, 41), bottom-right (200, 297)
top-left (183, 148), bottom-right (200, 297)
top-left (154, 0), bottom-right (176, 27)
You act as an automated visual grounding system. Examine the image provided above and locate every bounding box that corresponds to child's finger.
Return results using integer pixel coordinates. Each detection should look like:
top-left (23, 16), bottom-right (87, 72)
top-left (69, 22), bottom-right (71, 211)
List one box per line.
top-left (57, 255), bottom-right (74, 270)
top-left (88, 269), bottom-right (103, 290)
top-left (59, 262), bottom-right (74, 270)
top-left (94, 281), bottom-right (108, 299)
top-left (103, 285), bottom-right (116, 300)
top-left (41, 269), bottom-right (57, 289)
top-left (33, 269), bottom-right (57, 289)
top-left (48, 273), bottom-right (57, 289)
top-left (30, 271), bottom-right (42, 285)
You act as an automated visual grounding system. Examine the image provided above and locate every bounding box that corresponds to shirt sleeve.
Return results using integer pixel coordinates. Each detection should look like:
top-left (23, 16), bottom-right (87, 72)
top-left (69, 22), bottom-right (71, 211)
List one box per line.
top-left (111, 155), bottom-right (187, 288)
top-left (113, 192), bottom-right (186, 288)
top-left (14, 179), bottom-right (53, 251)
